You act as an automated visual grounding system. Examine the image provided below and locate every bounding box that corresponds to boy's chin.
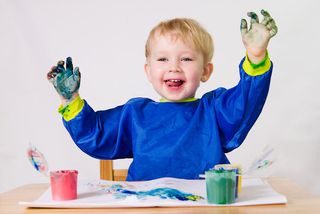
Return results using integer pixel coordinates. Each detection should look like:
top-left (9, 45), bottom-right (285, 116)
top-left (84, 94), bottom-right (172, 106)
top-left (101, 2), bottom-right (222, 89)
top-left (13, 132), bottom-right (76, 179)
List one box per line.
top-left (161, 95), bottom-right (192, 102)
top-left (159, 89), bottom-right (195, 102)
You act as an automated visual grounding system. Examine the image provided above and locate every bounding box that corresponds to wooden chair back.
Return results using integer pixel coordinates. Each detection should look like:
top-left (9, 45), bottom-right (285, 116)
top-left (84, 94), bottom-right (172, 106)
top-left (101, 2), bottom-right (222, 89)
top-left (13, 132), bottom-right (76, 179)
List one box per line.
top-left (100, 160), bottom-right (128, 181)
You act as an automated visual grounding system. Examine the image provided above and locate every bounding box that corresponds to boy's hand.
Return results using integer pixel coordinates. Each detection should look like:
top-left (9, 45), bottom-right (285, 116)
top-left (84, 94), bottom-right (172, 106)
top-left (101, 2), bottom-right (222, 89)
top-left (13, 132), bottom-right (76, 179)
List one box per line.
top-left (47, 57), bottom-right (81, 102)
top-left (241, 10), bottom-right (278, 64)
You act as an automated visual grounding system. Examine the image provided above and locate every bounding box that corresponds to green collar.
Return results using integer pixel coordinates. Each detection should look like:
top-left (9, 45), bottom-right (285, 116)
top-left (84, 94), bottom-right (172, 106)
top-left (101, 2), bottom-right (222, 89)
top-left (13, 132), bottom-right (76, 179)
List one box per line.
top-left (159, 97), bottom-right (198, 103)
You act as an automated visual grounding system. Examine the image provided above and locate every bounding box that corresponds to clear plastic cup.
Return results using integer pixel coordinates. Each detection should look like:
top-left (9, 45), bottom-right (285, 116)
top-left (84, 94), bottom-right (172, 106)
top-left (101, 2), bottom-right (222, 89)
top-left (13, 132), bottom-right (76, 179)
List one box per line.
top-left (205, 169), bottom-right (236, 204)
top-left (214, 164), bottom-right (242, 198)
top-left (50, 170), bottom-right (78, 201)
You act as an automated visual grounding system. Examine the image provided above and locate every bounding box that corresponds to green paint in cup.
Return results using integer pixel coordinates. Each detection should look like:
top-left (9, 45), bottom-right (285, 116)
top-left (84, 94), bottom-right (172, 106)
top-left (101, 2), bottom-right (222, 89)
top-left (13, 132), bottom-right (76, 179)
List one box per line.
top-left (205, 169), bottom-right (236, 204)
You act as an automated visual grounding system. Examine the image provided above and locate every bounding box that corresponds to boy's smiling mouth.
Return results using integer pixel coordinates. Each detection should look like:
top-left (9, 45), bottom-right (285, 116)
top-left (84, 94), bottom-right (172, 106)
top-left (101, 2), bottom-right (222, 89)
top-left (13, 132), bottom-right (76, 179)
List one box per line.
top-left (164, 79), bottom-right (185, 88)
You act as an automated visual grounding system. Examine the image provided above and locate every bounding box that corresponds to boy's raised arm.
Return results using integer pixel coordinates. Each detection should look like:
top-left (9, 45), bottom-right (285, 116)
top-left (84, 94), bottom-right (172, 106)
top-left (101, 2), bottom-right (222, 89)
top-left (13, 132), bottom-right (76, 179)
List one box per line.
top-left (241, 9), bottom-right (278, 64)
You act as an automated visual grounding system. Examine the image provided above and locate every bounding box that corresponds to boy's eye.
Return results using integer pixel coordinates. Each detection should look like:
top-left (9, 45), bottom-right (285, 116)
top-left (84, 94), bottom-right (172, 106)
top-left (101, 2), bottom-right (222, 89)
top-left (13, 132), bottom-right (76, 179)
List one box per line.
top-left (157, 58), bottom-right (168, 62)
top-left (181, 57), bottom-right (193, 61)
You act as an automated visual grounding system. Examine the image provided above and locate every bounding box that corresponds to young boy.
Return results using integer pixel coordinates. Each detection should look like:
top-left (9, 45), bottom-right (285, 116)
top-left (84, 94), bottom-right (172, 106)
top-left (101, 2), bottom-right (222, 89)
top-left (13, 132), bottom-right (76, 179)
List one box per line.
top-left (47, 10), bottom-right (277, 181)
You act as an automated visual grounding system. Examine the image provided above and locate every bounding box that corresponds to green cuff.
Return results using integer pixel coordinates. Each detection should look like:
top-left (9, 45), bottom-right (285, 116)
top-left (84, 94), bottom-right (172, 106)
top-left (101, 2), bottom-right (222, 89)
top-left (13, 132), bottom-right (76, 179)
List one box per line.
top-left (159, 97), bottom-right (198, 102)
top-left (58, 95), bottom-right (84, 121)
top-left (243, 51), bottom-right (271, 76)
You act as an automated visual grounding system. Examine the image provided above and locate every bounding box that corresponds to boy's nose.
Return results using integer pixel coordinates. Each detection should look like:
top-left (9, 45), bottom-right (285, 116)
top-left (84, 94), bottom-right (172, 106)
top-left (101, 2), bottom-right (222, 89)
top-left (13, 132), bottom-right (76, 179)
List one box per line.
top-left (169, 62), bottom-right (182, 73)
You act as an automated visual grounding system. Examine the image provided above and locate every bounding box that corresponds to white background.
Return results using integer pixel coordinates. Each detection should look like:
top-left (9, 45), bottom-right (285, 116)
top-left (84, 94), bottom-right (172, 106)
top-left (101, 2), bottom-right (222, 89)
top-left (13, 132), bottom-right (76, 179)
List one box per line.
top-left (1, 0), bottom-right (319, 195)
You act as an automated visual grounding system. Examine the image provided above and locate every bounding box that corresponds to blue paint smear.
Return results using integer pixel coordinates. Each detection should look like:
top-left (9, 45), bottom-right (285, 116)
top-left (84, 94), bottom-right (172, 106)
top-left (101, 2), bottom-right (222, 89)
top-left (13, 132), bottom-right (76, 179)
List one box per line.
top-left (111, 185), bottom-right (203, 201)
top-left (30, 157), bottom-right (40, 171)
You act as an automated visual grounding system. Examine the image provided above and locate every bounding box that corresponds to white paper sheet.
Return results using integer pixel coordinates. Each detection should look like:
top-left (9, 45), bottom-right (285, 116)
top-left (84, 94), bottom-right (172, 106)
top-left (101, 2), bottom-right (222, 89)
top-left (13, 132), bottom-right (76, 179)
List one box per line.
top-left (19, 177), bottom-right (287, 208)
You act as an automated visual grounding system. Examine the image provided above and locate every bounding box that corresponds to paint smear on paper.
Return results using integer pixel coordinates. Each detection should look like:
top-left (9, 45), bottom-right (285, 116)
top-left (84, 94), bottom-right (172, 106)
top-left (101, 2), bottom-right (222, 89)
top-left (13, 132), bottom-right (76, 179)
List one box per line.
top-left (86, 181), bottom-right (203, 202)
top-left (114, 186), bottom-right (203, 201)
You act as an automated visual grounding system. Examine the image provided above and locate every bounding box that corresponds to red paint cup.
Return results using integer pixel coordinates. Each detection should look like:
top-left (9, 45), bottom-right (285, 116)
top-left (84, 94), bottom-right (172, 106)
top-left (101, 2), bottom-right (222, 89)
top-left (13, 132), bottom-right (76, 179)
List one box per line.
top-left (50, 170), bottom-right (78, 201)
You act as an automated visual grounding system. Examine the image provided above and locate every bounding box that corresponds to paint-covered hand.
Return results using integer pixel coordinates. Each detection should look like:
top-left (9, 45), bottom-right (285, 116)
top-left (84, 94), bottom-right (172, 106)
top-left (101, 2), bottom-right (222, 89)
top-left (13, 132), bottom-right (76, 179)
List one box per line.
top-left (47, 57), bottom-right (81, 102)
top-left (241, 10), bottom-right (278, 63)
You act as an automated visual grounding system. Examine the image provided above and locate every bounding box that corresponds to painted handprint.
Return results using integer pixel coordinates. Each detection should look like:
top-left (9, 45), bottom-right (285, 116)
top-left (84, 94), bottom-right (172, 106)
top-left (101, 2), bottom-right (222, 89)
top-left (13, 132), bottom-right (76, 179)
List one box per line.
top-left (47, 57), bottom-right (81, 100)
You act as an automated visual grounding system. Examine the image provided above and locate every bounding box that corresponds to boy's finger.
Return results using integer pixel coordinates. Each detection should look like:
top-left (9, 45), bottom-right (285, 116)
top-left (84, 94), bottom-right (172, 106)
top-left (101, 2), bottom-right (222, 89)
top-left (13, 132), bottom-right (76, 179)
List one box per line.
top-left (47, 66), bottom-right (58, 80)
top-left (56, 65), bottom-right (65, 73)
top-left (57, 60), bottom-right (66, 73)
top-left (265, 18), bottom-right (277, 37)
top-left (261, 17), bottom-right (270, 26)
top-left (66, 57), bottom-right (73, 71)
top-left (50, 66), bottom-right (58, 72)
top-left (73, 67), bottom-right (81, 82)
top-left (240, 19), bottom-right (248, 36)
top-left (267, 19), bottom-right (276, 30)
top-left (57, 60), bottom-right (64, 67)
top-left (74, 67), bottom-right (81, 77)
top-left (261, 10), bottom-right (273, 25)
top-left (261, 9), bottom-right (271, 18)
top-left (270, 25), bottom-right (278, 37)
top-left (266, 21), bottom-right (276, 30)
top-left (247, 12), bottom-right (259, 29)
top-left (47, 71), bottom-right (57, 80)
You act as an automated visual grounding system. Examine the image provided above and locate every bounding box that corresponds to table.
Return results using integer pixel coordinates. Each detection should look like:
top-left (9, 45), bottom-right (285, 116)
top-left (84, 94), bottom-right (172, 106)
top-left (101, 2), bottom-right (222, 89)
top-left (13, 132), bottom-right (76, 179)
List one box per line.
top-left (1, 178), bottom-right (320, 213)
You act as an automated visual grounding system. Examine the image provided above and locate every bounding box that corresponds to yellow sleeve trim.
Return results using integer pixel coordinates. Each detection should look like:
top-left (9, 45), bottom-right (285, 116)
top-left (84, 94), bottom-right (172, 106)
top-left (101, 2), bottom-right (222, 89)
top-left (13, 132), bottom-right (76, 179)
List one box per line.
top-left (58, 95), bottom-right (84, 122)
top-left (242, 52), bottom-right (271, 76)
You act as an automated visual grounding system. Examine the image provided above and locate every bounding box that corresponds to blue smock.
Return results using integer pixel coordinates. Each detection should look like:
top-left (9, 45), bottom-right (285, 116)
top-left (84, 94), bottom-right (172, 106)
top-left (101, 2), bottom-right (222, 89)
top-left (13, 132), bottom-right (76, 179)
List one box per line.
top-left (63, 58), bottom-right (272, 181)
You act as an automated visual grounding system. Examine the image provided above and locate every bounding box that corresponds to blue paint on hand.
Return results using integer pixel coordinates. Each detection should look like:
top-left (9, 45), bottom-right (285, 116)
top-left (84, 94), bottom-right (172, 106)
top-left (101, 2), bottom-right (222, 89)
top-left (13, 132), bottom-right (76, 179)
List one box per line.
top-left (47, 57), bottom-right (81, 100)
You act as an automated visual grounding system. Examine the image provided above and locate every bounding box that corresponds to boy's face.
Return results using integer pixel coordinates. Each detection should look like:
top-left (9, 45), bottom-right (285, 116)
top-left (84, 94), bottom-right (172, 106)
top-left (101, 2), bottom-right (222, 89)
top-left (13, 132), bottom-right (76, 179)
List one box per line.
top-left (144, 33), bottom-right (213, 101)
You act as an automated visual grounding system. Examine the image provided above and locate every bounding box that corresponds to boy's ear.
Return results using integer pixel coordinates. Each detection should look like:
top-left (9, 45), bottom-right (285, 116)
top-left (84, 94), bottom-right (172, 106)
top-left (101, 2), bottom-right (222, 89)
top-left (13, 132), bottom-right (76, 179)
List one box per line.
top-left (144, 62), bottom-right (152, 82)
top-left (201, 63), bottom-right (214, 82)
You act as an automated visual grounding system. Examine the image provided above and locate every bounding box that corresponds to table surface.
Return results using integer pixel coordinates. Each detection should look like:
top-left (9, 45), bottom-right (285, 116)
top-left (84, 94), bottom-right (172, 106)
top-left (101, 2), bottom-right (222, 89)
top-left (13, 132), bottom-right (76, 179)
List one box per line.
top-left (1, 177), bottom-right (320, 214)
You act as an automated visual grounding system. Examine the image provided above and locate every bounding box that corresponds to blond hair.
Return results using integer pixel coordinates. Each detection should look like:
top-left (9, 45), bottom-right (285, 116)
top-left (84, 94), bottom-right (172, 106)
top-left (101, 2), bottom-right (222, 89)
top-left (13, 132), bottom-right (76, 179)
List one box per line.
top-left (145, 18), bottom-right (214, 64)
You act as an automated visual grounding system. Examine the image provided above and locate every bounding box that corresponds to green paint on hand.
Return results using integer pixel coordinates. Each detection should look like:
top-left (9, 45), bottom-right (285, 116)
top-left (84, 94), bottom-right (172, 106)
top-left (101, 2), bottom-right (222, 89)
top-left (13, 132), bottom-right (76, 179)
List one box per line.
top-left (47, 57), bottom-right (81, 100)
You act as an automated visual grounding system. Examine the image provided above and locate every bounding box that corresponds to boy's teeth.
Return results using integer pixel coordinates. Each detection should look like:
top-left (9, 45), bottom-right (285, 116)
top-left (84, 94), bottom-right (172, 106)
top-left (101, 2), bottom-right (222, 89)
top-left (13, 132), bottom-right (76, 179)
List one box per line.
top-left (167, 79), bottom-right (182, 82)
top-left (165, 79), bottom-right (184, 87)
